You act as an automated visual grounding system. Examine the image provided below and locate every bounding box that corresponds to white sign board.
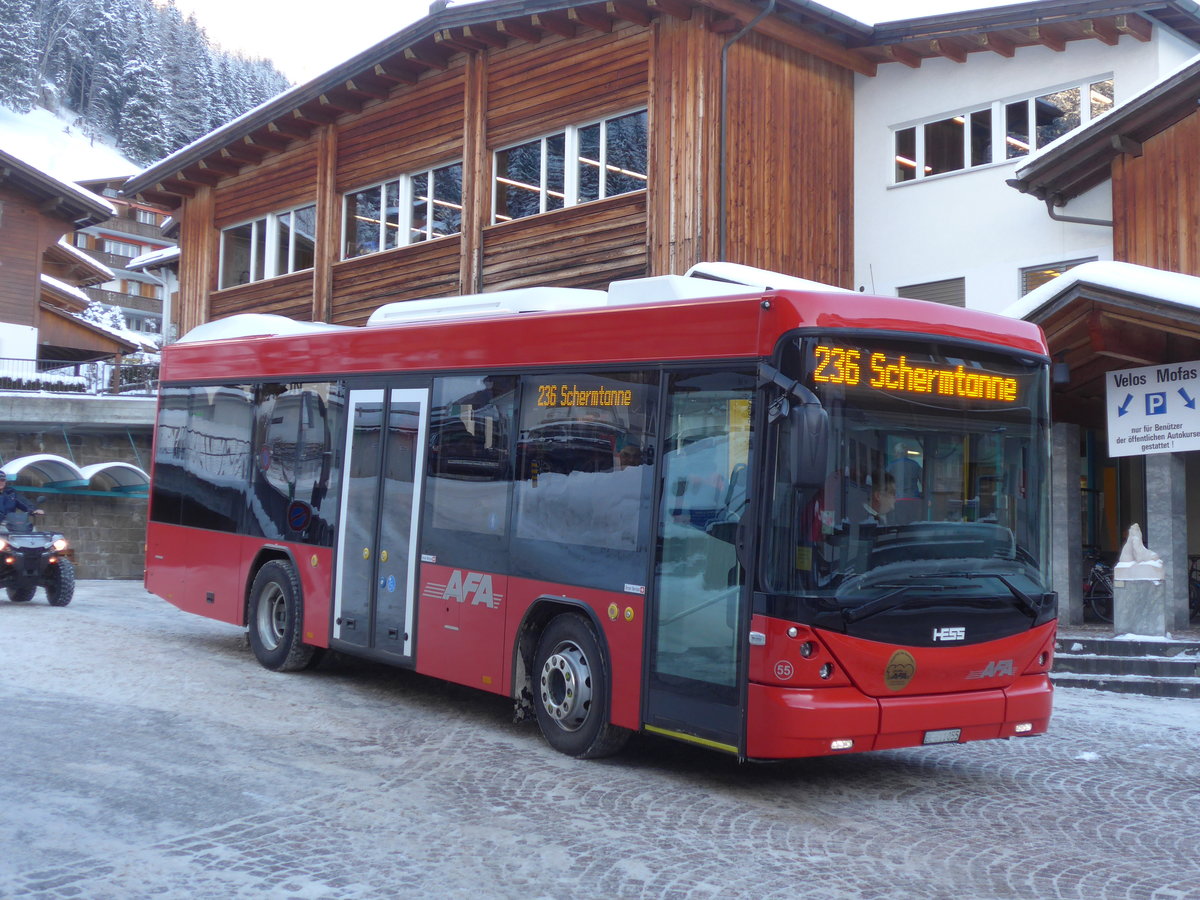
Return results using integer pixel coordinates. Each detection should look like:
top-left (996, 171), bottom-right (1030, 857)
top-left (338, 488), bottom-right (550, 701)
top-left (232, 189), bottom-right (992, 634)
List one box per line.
top-left (1106, 360), bottom-right (1200, 457)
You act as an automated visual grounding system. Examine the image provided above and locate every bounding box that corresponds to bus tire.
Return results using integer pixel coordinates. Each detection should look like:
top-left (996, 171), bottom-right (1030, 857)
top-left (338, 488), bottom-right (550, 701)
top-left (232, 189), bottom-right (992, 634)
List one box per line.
top-left (532, 613), bottom-right (630, 759)
top-left (248, 560), bottom-right (318, 672)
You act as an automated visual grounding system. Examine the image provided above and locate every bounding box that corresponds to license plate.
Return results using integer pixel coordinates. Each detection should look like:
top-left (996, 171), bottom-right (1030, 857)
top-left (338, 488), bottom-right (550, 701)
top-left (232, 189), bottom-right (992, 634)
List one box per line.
top-left (923, 728), bottom-right (962, 745)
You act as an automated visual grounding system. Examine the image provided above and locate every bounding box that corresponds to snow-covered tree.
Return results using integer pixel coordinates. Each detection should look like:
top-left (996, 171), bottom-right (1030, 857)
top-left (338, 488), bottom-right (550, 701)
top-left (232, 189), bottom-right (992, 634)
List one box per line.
top-left (81, 297), bottom-right (128, 332)
top-left (0, 0), bottom-right (41, 112)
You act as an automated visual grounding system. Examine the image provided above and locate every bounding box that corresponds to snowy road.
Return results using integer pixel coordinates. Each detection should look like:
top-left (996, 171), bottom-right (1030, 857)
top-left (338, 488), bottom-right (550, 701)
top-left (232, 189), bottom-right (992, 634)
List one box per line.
top-left (1, 582), bottom-right (1198, 899)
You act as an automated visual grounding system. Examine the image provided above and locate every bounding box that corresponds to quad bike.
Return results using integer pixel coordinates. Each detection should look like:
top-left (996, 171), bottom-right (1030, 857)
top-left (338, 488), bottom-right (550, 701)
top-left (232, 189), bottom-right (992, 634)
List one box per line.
top-left (0, 500), bottom-right (75, 606)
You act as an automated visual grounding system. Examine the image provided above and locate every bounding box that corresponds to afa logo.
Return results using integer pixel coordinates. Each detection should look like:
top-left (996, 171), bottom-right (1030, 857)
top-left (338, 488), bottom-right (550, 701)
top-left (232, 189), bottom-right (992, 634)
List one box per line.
top-left (439, 570), bottom-right (502, 609)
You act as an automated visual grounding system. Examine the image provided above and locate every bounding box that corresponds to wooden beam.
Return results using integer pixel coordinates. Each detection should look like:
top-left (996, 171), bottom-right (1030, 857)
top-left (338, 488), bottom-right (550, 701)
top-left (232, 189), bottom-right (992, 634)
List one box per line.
top-left (268, 118), bottom-right (314, 140)
top-left (372, 60), bottom-right (419, 84)
top-left (342, 77), bottom-right (391, 101)
top-left (1110, 133), bottom-right (1143, 157)
top-left (1115, 14), bottom-right (1152, 42)
top-left (882, 43), bottom-right (922, 68)
top-left (462, 23), bottom-right (508, 48)
top-left (435, 28), bottom-right (487, 52)
top-left (709, 13), bottom-right (742, 35)
top-left (318, 91), bottom-right (363, 115)
top-left (180, 166), bottom-right (221, 187)
top-left (532, 11), bottom-right (576, 37)
top-left (929, 38), bottom-right (967, 63)
top-left (1027, 25), bottom-right (1066, 52)
top-left (404, 42), bottom-right (453, 70)
top-left (975, 32), bottom-right (1015, 57)
top-left (1088, 312), bottom-right (1164, 364)
top-left (221, 142), bottom-right (268, 164)
top-left (1083, 18), bottom-right (1119, 46)
top-left (292, 104), bottom-right (339, 126)
top-left (196, 156), bottom-right (240, 176)
top-left (159, 179), bottom-right (194, 199)
top-left (646, 0), bottom-right (692, 20)
top-left (245, 130), bottom-right (291, 153)
top-left (496, 17), bottom-right (543, 43)
top-left (608, 0), bottom-right (652, 27)
top-left (700, 0), bottom-right (876, 76)
top-left (569, 5), bottom-right (614, 33)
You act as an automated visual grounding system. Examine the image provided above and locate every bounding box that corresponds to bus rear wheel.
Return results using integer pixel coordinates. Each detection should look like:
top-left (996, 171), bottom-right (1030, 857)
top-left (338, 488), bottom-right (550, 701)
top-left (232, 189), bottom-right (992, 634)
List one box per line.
top-left (248, 560), bottom-right (321, 672)
top-left (532, 613), bottom-right (629, 759)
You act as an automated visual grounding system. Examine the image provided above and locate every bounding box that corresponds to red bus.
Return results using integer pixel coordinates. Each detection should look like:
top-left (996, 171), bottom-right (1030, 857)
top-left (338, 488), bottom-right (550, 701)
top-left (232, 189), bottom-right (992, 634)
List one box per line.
top-left (145, 264), bottom-right (1056, 760)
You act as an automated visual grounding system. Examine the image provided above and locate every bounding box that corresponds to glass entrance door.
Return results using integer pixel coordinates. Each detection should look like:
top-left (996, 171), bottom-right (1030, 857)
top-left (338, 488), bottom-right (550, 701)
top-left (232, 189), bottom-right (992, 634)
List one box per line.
top-left (645, 371), bottom-right (754, 753)
top-left (334, 387), bottom-right (428, 660)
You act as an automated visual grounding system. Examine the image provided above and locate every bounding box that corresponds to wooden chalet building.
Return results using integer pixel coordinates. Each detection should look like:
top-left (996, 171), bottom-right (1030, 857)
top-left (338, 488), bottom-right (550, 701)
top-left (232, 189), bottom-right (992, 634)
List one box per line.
top-left (0, 148), bottom-right (140, 365)
top-left (120, 0), bottom-right (1195, 333)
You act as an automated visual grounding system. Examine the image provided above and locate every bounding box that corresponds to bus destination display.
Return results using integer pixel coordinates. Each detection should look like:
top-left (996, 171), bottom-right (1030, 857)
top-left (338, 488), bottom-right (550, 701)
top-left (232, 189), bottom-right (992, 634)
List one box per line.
top-left (813, 343), bottom-right (1020, 404)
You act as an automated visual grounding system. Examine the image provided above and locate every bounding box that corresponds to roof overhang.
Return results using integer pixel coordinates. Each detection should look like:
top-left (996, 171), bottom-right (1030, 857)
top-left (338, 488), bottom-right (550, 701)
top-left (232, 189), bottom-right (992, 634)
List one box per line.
top-left (37, 304), bottom-right (140, 361)
top-left (1013, 263), bottom-right (1200, 425)
top-left (0, 148), bottom-right (116, 226)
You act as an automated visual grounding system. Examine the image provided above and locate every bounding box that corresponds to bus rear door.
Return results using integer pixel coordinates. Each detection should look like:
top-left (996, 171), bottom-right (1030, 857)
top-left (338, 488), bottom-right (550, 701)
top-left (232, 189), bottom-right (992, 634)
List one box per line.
top-left (333, 385), bottom-right (429, 662)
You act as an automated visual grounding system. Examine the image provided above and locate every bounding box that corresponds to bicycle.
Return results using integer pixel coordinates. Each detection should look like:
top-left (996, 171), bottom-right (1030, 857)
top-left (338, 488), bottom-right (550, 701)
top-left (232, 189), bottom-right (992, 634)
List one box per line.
top-left (1188, 556), bottom-right (1200, 622)
top-left (1083, 549), bottom-right (1114, 623)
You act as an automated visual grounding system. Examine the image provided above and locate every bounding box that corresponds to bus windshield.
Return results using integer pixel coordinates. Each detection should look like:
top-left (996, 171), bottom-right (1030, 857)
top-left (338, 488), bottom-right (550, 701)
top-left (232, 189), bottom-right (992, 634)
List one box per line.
top-left (762, 335), bottom-right (1051, 626)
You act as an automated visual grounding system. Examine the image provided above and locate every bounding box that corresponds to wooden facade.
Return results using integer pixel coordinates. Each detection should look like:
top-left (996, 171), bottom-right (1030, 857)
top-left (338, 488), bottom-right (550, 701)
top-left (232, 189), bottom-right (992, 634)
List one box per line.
top-left (1112, 110), bottom-right (1200, 276)
top-left (128, 0), bottom-right (861, 333)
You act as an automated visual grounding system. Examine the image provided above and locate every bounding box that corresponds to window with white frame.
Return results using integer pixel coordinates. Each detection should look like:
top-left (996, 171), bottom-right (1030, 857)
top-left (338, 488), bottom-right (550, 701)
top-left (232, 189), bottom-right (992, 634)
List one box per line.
top-left (342, 161), bottom-right (463, 259)
top-left (135, 208), bottom-right (160, 226)
top-left (1019, 257), bottom-right (1096, 295)
top-left (893, 77), bottom-right (1114, 183)
top-left (103, 238), bottom-right (141, 258)
top-left (493, 109), bottom-right (647, 223)
top-left (219, 204), bottom-right (316, 289)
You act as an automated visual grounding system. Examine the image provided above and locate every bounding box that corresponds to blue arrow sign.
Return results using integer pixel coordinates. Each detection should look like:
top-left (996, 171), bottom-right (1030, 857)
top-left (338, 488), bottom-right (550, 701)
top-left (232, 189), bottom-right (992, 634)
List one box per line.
top-left (1117, 394), bottom-right (1133, 416)
top-left (1180, 388), bottom-right (1196, 409)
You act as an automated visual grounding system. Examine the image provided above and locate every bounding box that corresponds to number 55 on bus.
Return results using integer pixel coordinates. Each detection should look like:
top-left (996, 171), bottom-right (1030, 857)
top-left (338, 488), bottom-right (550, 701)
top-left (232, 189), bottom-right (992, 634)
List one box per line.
top-left (144, 263), bottom-right (1056, 760)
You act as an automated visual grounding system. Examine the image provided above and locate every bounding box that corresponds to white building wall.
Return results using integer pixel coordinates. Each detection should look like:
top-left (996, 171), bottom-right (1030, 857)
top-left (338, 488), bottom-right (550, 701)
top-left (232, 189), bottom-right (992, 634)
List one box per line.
top-left (853, 29), bottom-right (1199, 313)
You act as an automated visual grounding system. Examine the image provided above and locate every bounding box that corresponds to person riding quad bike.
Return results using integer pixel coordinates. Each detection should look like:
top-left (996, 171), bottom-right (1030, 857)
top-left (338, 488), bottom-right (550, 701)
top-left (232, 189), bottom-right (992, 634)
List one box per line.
top-left (0, 471), bottom-right (74, 606)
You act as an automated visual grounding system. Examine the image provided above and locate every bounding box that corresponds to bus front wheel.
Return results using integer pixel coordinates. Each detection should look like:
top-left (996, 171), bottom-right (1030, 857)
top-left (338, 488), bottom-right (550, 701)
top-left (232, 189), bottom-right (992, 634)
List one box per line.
top-left (532, 613), bottom-right (629, 758)
top-left (248, 561), bottom-right (321, 672)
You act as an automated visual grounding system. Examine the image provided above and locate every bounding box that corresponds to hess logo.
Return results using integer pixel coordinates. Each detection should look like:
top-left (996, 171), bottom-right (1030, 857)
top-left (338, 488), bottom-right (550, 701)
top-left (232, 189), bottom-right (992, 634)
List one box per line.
top-left (441, 570), bottom-right (500, 609)
top-left (933, 626), bottom-right (966, 642)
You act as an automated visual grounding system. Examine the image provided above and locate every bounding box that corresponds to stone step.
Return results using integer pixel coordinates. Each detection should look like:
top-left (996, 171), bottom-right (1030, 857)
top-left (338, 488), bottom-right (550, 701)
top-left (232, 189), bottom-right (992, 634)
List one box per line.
top-left (1050, 672), bottom-right (1200, 699)
top-left (1055, 635), bottom-right (1200, 658)
top-left (1053, 653), bottom-right (1200, 678)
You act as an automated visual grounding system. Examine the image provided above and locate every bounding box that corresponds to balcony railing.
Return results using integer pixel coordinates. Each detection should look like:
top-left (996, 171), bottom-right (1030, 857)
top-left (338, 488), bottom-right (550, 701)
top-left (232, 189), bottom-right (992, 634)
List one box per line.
top-left (0, 357), bottom-right (159, 396)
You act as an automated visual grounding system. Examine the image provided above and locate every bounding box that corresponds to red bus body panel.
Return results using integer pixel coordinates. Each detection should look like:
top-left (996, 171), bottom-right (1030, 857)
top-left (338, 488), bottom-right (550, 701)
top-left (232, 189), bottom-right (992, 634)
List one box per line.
top-left (414, 564), bottom-right (644, 730)
top-left (145, 523), bottom-right (334, 646)
top-left (745, 616), bottom-right (1056, 759)
top-left (156, 291), bottom-right (1047, 385)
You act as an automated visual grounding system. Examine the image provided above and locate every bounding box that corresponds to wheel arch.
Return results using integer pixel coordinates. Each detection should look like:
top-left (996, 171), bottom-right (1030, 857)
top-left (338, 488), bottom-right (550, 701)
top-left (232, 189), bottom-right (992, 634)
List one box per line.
top-left (511, 596), bottom-right (614, 710)
top-left (243, 545), bottom-right (299, 626)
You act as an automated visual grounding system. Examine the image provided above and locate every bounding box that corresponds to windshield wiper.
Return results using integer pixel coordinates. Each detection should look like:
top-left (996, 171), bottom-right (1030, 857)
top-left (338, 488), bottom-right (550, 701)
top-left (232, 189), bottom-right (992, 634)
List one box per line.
top-left (936, 571), bottom-right (1043, 617)
top-left (842, 572), bottom-right (1043, 623)
top-left (842, 583), bottom-right (950, 624)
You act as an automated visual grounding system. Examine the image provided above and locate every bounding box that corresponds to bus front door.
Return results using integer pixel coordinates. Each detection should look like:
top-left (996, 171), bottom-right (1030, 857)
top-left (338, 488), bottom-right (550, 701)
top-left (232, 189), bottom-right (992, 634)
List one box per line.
top-left (645, 372), bottom-right (754, 756)
top-left (333, 386), bottom-right (428, 661)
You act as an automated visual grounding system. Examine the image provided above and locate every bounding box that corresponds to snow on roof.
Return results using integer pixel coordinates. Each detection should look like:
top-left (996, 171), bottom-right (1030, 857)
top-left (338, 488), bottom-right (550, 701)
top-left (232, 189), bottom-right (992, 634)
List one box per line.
top-left (178, 313), bottom-right (353, 343)
top-left (1003, 261), bottom-right (1200, 321)
top-left (127, 246), bottom-right (180, 270)
top-left (56, 238), bottom-right (115, 280)
top-left (40, 273), bottom-right (91, 305)
top-left (0, 106), bottom-right (138, 183)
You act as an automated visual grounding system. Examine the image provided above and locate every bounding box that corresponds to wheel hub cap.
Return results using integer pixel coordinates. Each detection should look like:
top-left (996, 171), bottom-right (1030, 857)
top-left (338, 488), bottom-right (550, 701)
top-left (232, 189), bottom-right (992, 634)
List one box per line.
top-left (539, 642), bottom-right (593, 732)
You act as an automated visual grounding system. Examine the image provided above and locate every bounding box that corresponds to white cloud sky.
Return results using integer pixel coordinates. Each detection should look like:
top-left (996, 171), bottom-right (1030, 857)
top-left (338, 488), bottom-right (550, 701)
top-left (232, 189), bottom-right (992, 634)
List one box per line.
top-left (165, 0), bottom-right (1016, 84)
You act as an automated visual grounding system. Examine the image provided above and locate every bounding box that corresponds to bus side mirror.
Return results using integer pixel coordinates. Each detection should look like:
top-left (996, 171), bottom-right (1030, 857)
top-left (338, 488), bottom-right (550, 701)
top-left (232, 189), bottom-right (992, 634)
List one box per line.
top-left (787, 402), bottom-right (828, 488)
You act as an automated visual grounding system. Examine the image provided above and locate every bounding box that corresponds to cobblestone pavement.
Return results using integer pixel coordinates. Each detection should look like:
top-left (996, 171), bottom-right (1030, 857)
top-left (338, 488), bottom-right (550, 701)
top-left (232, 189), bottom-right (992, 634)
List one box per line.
top-left (1, 583), bottom-right (1198, 900)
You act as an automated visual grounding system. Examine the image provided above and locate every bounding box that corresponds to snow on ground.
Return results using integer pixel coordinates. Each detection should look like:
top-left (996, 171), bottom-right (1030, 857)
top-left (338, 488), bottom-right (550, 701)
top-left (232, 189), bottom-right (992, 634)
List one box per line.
top-left (0, 106), bottom-right (138, 183)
